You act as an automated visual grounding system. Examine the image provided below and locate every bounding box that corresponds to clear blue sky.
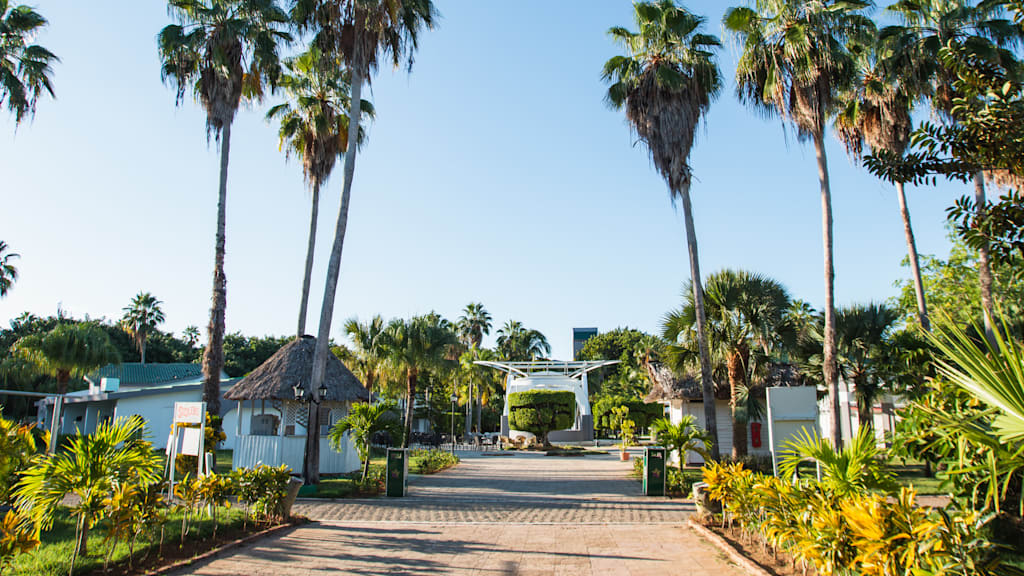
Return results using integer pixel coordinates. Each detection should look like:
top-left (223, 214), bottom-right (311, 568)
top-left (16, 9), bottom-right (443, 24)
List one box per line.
top-left (1, 1), bottom-right (966, 360)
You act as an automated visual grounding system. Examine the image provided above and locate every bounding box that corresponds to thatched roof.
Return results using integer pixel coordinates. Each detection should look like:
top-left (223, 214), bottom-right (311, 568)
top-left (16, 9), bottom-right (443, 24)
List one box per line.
top-left (644, 361), bottom-right (804, 403)
top-left (224, 336), bottom-right (369, 402)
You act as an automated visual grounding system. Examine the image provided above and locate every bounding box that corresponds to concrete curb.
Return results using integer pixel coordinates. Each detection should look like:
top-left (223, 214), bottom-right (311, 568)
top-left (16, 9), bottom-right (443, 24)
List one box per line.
top-left (146, 521), bottom-right (297, 575)
top-left (686, 518), bottom-right (773, 576)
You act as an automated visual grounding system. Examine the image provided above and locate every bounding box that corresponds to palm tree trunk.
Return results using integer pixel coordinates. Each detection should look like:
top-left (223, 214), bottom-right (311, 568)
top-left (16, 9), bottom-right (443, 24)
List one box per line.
top-left (679, 185), bottom-right (719, 461)
top-left (307, 38), bottom-right (365, 485)
top-left (201, 121), bottom-right (231, 420)
top-left (813, 130), bottom-right (842, 450)
top-left (896, 181), bottom-right (929, 332)
top-left (140, 337), bottom-right (147, 365)
top-left (855, 375), bottom-right (873, 432)
top-left (475, 389), bottom-right (482, 433)
top-left (464, 386), bottom-right (472, 436)
top-left (727, 349), bottom-right (748, 458)
top-left (973, 172), bottom-right (996, 342)
top-left (297, 180), bottom-right (320, 338)
top-left (403, 371), bottom-right (416, 448)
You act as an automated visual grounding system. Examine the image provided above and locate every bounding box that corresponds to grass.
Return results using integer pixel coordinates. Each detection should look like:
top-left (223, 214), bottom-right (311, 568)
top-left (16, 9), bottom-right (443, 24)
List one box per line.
top-left (7, 506), bottom-right (251, 576)
top-left (889, 463), bottom-right (947, 496)
top-left (307, 449), bottom-right (459, 499)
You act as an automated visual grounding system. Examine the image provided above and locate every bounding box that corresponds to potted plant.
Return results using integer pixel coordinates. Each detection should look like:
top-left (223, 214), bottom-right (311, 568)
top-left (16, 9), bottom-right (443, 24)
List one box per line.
top-left (619, 417), bottom-right (636, 461)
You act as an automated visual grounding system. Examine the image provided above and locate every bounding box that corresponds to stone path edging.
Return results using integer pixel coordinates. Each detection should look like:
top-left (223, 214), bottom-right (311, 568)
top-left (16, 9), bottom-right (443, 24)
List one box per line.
top-left (687, 518), bottom-right (773, 576)
top-left (149, 521), bottom-right (297, 575)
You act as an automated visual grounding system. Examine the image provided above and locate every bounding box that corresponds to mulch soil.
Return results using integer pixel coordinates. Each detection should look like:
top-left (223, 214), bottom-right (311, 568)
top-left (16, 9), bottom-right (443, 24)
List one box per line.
top-left (705, 523), bottom-right (810, 576)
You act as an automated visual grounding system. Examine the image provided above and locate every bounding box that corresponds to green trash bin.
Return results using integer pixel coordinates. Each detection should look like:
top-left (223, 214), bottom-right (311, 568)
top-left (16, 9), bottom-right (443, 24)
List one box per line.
top-left (386, 448), bottom-right (409, 497)
top-left (643, 446), bottom-right (666, 496)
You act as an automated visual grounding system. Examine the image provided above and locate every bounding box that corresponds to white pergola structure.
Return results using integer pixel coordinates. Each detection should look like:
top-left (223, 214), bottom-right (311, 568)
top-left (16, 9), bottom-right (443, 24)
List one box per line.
top-left (475, 360), bottom-right (618, 442)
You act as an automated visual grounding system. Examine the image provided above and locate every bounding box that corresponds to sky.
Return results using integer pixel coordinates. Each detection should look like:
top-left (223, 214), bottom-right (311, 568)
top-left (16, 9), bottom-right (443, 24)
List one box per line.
top-left (1, 1), bottom-right (970, 361)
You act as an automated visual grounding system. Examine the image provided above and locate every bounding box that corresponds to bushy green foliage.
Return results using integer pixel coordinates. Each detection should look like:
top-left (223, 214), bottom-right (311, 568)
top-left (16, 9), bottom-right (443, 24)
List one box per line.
top-left (409, 449), bottom-right (459, 474)
top-left (0, 415), bottom-right (38, 505)
top-left (578, 328), bottom-right (664, 398)
top-left (507, 390), bottom-right (575, 446)
top-left (230, 464), bottom-right (292, 524)
top-left (222, 333), bottom-right (292, 377)
top-left (592, 396), bottom-right (663, 435)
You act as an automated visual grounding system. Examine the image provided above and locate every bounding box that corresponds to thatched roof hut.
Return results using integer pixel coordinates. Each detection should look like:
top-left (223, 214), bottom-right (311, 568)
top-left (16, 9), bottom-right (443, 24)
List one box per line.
top-left (644, 361), bottom-right (803, 403)
top-left (225, 336), bottom-right (368, 403)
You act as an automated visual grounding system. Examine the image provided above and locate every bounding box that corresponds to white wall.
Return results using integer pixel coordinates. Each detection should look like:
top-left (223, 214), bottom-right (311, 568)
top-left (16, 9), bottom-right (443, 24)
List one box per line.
top-left (665, 398), bottom-right (771, 466)
top-left (116, 389), bottom-right (206, 449)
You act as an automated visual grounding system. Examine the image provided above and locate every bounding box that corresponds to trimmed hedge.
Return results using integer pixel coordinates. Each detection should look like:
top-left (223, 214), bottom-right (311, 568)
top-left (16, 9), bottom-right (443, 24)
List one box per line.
top-left (507, 390), bottom-right (575, 446)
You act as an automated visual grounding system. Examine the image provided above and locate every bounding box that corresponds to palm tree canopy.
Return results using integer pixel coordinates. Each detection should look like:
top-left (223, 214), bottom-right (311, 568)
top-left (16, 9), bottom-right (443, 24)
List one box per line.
top-left (381, 314), bottom-right (458, 378)
top-left (12, 322), bottom-right (120, 384)
top-left (0, 241), bottom-right (18, 297)
top-left (602, 0), bottom-right (721, 197)
top-left (328, 399), bottom-right (402, 453)
top-left (120, 292), bottom-right (165, 345)
top-left (495, 320), bottom-right (550, 361)
top-left (266, 47), bottom-right (375, 190)
top-left (456, 302), bottom-right (492, 349)
top-left (291, 0), bottom-right (438, 79)
top-left (0, 2), bottom-right (58, 125)
top-left (158, 0), bottom-right (292, 133)
top-left (724, 0), bottom-right (876, 139)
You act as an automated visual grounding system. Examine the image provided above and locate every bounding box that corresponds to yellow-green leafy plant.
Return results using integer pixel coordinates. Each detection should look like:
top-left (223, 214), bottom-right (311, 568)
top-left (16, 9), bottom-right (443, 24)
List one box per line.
top-left (779, 426), bottom-right (895, 496)
top-left (174, 475), bottom-right (202, 546)
top-left (650, 415), bottom-right (711, 466)
top-left (0, 414), bottom-right (38, 505)
top-left (0, 510), bottom-right (39, 572)
top-left (195, 473), bottom-right (233, 538)
top-left (14, 415), bottom-right (161, 573)
top-left (231, 464), bottom-right (292, 525)
top-left (101, 483), bottom-right (143, 571)
top-left (842, 487), bottom-right (928, 576)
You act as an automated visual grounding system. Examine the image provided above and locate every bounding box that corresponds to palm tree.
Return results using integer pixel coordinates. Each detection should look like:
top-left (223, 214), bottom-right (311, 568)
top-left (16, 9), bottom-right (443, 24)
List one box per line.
top-left (0, 241), bottom-right (18, 297)
top-left (834, 35), bottom-right (931, 332)
top-left (381, 315), bottom-right (457, 447)
top-left (663, 270), bottom-right (790, 457)
top-left (12, 322), bottom-right (120, 395)
top-left (120, 292), bottom-right (165, 365)
top-left (458, 347), bottom-right (503, 434)
top-left (267, 47), bottom-right (374, 338)
top-left (329, 399), bottom-right (402, 481)
top-left (495, 320), bottom-right (550, 362)
top-left (883, 0), bottom-right (1020, 341)
top-left (182, 325), bottom-right (200, 348)
top-left (456, 302), bottom-right (492, 431)
top-left (603, 0), bottom-right (723, 459)
top-left (344, 315), bottom-right (387, 398)
top-left (724, 0), bottom-right (876, 449)
top-left (158, 0), bottom-right (290, 418)
top-left (293, 0), bottom-right (438, 435)
top-left (651, 415), bottom-right (711, 466)
top-left (0, 2), bottom-right (58, 126)
top-left (835, 303), bottom-right (900, 431)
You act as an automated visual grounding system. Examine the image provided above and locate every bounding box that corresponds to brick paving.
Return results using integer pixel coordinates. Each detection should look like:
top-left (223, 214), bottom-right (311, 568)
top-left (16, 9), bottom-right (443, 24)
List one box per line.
top-left (173, 451), bottom-right (743, 576)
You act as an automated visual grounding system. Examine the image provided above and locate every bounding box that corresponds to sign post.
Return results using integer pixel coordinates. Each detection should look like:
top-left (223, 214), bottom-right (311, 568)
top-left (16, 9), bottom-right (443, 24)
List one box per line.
top-left (168, 402), bottom-right (206, 496)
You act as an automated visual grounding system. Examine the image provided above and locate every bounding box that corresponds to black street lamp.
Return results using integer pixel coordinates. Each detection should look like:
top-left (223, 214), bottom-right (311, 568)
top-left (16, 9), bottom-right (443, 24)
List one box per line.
top-left (449, 394), bottom-right (457, 455)
top-left (293, 381), bottom-right (329, 485)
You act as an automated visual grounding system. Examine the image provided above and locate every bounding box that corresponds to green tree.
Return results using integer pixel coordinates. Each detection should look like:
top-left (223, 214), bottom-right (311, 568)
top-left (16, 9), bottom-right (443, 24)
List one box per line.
top-left (182, 325), bottom-right (200, 348)
top-left (457, 347), bottom-right (503, 433)
top-left (495, 320), bottom-right (550, 362)
top-left (724, 0), bottom-right (875, 449)
top-left (222, 333), bottom-right (291, 377)
top-left (344, 315), bottom-right (388, 398)
top-left (663, 270), bottom-right (790, 457)
top-left (381, 315), bottom-right (457, 449)
top-left (578, 328), bottom-right (664, 399)
top-left (329, 400), bottom-right (402, 481)
top-left (603, 0), bottom-right (723, 459)
top-left (158, 0), bottom-right (291, 418)
top-left (0, 2), bottom-right (58, 126)
top-left (456, 303), bottom-right (492, 431)
top-left (14, 416), bottom-right (161, 564)
top-left (651, 415), bottom-right (710, 466)
top-left (11, 322), bottom-right (120, 394)
top-left (0, 414), bottom-right (36, 505)
top-left (507, 390), bottom-right (575, 447)
top-left (835, 303), bottom-right (900, 431)
top-left (267, 47), bottom-right (373, 338)
top-left (0, 242), bottom-right (17, 297)
top-left (120, 292), bottom-right (165, 365)
top-left (293, 0), bottom-right (437, 469)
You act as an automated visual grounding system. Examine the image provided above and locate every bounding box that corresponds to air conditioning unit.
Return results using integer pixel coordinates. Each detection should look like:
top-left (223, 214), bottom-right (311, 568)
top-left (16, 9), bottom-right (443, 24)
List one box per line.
top-left (101, 378), bottom-right (120, 393)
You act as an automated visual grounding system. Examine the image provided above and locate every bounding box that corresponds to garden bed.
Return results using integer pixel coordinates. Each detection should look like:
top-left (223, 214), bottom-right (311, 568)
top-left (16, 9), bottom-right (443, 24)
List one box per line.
top-left (5, 506), bottom-right (292, 576)
top-left (304, 449), bottom-right (459, 498)
top-left (691, 519), bottom-right (800, 576)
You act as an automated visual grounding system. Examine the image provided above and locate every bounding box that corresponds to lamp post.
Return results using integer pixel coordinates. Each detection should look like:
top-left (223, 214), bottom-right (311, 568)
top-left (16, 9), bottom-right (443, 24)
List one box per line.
top-left (293, 381), bottom-right (329, 484)
top-left (450, 393), bottom-right (457, 455)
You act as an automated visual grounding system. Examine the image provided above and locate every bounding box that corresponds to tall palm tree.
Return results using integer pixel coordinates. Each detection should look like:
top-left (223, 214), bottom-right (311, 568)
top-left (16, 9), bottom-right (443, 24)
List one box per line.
top-left (835, 303), bottom-right (899, 431)
top-left (120, 292), bottom-right (165, 365)
top-left (267, 47), bottom-right (374, 338)
top-left (328, 399), bottom-right (401, 481)
top-left (293, 0), bottom-right (438, 439)
top-left (724, 0), bottom-right (876, 449)
top-left (12, 322), bottom-right (120, 395)
top-left (381, 315), bottom-right (457, 448)
top-left (0, 241), bottom-right (18, 297)
top-left (834, 34), bottom-right (930, 331)
top-left (883, 0), bottom-right (1021, 340)
top-left (158, 0), bottom-right (291, 417)
top-left (344, 314), bottom-right (387, 398)
top-left (603, 0), bottom-right (723, 459)
top-left (456, 302), bottom-right (492, 430)
top-left (1, 2), bottom-right (58, 126)
top-left (495, 320), bottom-right (550, 362)
top-left (663, 270), bottom-right (790, 457)
top-left (183, 325), bottom-right (200, 348)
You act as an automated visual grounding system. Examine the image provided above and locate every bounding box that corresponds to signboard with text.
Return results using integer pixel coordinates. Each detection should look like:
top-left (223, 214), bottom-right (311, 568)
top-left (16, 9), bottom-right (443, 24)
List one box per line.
top-left (173, 402), bottom-right (204, 425)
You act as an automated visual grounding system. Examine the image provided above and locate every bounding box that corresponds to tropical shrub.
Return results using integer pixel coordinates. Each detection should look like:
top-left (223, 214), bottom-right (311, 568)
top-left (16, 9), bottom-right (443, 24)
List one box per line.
top-left (507, 390), bottom-right (574, 446)
top-left (0, 511), bottom-right (38, 573)
top-left (409, 449), bottom-right (459, 474)
top-left (0, 415), bottom-right (38, 504)
top-left (592, 396), bottom-right (663, 435)
top-left (231, 465), bottom-right (292, 525)
top-left (650, 416), bottom-right (711, 466)
top-left (329, 400), bottom-right (403, 481)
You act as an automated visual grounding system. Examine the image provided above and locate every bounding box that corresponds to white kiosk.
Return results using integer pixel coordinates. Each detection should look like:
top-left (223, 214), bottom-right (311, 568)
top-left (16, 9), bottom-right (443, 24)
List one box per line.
top-left (476, 360), bottom-right (618, 442)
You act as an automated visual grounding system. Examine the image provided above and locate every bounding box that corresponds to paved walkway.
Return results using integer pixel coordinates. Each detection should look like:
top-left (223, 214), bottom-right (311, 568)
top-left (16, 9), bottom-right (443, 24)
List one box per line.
top-left (173, 451), bottom-right (743, 576)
